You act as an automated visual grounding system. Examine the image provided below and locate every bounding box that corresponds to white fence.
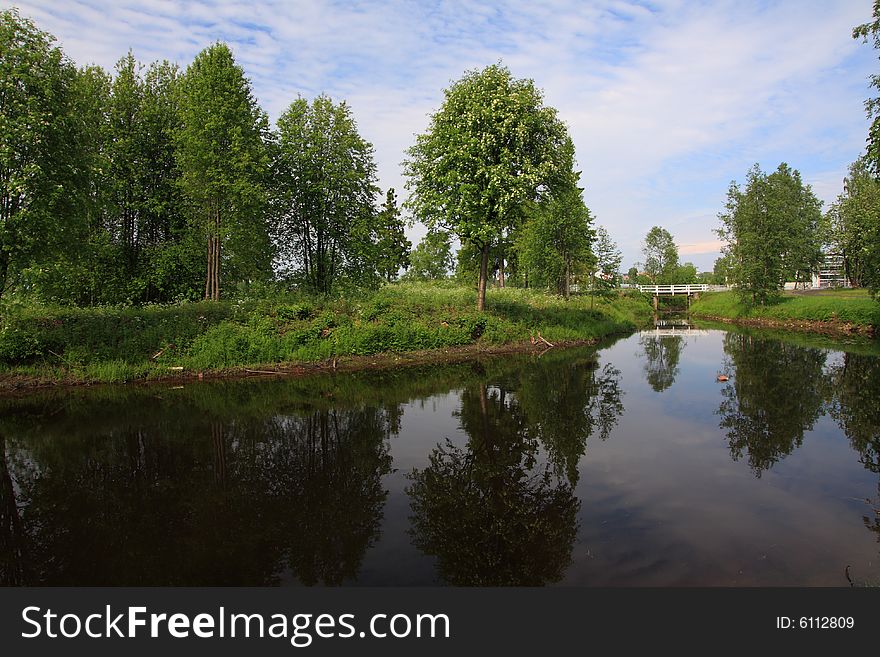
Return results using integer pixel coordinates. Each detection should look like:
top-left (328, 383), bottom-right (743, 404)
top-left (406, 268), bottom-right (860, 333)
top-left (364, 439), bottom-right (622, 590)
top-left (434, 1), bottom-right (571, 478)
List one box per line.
top-left (637, 284), bottom-right (710, 295)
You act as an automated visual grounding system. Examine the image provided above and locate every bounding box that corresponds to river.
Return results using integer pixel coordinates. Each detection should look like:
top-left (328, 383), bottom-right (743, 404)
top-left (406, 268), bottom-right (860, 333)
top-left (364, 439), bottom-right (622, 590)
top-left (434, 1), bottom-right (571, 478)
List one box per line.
top-left (1, 324), bottom-right (878, 586)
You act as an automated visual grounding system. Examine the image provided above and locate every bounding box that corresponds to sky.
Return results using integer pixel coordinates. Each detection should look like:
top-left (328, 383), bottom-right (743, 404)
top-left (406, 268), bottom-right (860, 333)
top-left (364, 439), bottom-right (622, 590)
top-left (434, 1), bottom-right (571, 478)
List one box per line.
top-left (7, 0), bottom-right (878, 271)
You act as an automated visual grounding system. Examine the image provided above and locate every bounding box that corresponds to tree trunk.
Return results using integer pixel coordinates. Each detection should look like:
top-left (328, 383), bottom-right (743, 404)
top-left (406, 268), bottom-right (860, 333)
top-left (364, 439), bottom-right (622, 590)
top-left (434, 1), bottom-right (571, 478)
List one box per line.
top-left (563, 258), bottom-right (570, 299)
top-left (477, 242), bottom-right (489, 311)
top-left (213, 207), bottom-right (221, 301)
top-left (205, 231), bottom-right (213, 300)
top-left (214, 235), bottom-right (221, 301)
top-left (0, 250), bottom-right (9, 302)
top-left (498, 255), bottom-right (505, 288)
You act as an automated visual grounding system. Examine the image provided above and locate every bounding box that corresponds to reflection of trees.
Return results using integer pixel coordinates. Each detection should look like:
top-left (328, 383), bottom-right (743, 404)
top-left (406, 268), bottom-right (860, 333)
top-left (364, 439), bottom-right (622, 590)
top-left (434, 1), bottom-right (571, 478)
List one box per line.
top-left (824, 353), bottom-right (880, 473)
top-left (865, 484), bottom-right (880, 547)
top-left (716, 333), bottom-right (826, 476)
top-left (639, 335), bottom-right (683, 392)
top-left (408, 384), bottom-right (578, 585)
top-left (516, 360), bottom-right (623, 483)
top-left (0, 434), bottom-right (29, 585)
top-left (407, 354), bottom-right (624, 585)
top-left (823, 352), bottom-right (880, 557)
top-left (0, 399), bottom-right (393, 585)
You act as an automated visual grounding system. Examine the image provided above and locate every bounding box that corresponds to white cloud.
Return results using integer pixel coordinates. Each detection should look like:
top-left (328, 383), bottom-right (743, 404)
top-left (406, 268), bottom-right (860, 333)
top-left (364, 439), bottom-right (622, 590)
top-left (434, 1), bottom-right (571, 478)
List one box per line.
top-left (10, 0), bottom-right (876, 268)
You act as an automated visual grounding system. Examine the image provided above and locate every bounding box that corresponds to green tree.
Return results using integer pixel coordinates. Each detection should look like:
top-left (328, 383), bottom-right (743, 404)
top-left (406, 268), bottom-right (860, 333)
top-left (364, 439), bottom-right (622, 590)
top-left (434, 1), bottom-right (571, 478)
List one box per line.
top-left (590, 225), bottom-right (622, 289)
top-left (406, 230), bottom-right (453, 281)
top-left (712, 254), bottom-right (733, 285)
top-left (771, 164), bottom-right (823, 287)
top-left (176, 42), bottom-right (271, 301)
top-left (516, 178), bottom-right (594, 298)
top-left (717, 163), bottom-right (822, 304)
top-left (404, 63), bottom-right (572, 310)
top-left (854, 1), bottom-right (880, 176)
top-left (273, 95), bottom-right (379, 295)
top-left (642, 226), bottom-right (679, 283)
top-left (826, 158), bottom-right (880, 293)
top-left (673, 262), bottom-right (698, 284)
top-left (0, 9), bottom-right (82, 301)
top-left (372, 189), bottom-right (410, 282)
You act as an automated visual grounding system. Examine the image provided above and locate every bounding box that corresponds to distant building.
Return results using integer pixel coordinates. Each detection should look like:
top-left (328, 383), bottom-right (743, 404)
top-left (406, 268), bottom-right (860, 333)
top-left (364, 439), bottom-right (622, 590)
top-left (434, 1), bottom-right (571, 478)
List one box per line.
top-left (783, 253), bottom-right (850, 290)
top-left (812, 253), bottom-right (849, 289)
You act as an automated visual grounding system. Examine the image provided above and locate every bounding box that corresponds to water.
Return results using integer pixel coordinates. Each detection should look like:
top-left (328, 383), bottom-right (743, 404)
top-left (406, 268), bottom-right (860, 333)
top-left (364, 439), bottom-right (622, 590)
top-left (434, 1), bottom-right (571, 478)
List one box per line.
top-left (1, 325), bottom-right (878, 586)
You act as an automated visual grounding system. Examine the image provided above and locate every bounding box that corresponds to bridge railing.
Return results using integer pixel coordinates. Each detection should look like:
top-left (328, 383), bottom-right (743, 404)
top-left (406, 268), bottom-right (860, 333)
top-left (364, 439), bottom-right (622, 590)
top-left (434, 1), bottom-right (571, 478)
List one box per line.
top-left (637, 284), bottom-right (709, 295)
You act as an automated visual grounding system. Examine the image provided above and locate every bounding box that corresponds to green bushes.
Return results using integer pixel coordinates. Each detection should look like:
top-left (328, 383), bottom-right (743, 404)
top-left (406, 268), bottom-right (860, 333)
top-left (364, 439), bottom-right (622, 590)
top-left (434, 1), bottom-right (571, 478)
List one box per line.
top-left (690, 291), bottom-right (880, 328)
top-left (0, 283), bottom-right (653, 381)
top-left (0, 301), bottom-right (237, 365)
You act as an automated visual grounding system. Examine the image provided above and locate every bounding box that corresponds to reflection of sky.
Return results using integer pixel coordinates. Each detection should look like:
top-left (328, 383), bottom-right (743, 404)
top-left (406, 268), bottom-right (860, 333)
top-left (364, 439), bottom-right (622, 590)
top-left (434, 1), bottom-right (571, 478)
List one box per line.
top-left (566, 332), bottom-right (877, 586)
top-left (358, 330), bottom-right (879, 586)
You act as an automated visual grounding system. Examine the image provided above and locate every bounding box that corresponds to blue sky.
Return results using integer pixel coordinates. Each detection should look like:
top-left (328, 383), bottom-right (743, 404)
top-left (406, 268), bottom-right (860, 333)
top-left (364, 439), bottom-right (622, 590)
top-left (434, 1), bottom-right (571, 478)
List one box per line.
top-left (8, 0), bottom-right (878, 270)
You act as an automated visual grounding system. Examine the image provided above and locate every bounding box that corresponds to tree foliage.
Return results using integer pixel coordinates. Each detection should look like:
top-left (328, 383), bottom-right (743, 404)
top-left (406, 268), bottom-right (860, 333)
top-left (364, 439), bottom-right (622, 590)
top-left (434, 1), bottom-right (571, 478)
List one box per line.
top-left (826, 158), bottom-right (880, 294)
top-left (404, 63), bottom-right (573, 310)
top-left (717, 163), bottom-right (823, 304)
top-left (854, 1), bottom-right (880, 176)
top-left (516, 180), bottom-right (594, 297)
top-left (642, 226), bottom-right (679, 283)
top-left (177, 43), bottom-right (271, 301)
top-left (0, 9), bottom-right (82, 300)
top-left (273, 95), bottom-right (379, 295)
top-left (407, 230), bottom-right (453, 281)
top-left (372, 189), bottom-right (410, 282)
top-left (591, 226), bottom-right (622, 289)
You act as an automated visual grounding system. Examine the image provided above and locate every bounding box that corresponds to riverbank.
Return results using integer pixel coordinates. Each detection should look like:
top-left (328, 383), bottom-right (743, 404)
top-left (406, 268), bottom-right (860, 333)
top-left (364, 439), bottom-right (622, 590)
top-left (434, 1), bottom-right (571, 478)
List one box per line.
top-left (689, 290), bottom-right (880, 337)
top-left (0, 283), bottom-right (652, 391)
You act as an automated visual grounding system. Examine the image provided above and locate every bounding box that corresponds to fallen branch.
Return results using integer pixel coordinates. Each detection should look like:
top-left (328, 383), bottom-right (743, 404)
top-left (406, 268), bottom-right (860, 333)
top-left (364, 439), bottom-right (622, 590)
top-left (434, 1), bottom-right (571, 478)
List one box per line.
top-left (536, 331), bottom-right (554, 348)
top-left (47, 349), bottom-right (73, 369)
top-left (244, 368), bottom-right (278, 375)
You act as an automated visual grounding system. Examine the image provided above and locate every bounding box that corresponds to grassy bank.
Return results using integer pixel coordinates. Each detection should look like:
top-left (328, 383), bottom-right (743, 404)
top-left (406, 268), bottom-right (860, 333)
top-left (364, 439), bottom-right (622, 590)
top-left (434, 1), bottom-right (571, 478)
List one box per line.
top-left (0, 283), bottom-right (652, 388)
top-left (690, 289), bottom-right (880, 336)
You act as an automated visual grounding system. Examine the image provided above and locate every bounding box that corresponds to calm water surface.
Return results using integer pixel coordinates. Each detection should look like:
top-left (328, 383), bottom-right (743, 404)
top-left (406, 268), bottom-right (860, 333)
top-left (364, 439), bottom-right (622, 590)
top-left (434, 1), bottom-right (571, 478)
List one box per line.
top-left (1, 326), bottom-right (878, 586)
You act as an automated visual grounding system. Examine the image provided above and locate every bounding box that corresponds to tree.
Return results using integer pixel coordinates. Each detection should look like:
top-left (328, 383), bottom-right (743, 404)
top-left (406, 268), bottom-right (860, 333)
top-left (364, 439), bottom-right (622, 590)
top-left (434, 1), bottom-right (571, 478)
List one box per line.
top-left (717, 163), bottom-right (822, 304)
top-left (673, 262), bottom-right (698, 284)
top-left (516, 179), bottom-right (594, 298)
top-left (591, 226), bottom-right (623, 289)
top-left (404, 63), bottom-right (572, 310)
top-left (176, 42), bottom-right (270, 301)
top-left (406, 230), bottom-right (453, 281)
top-left (0, 9), bottom-right (81, 301)
top-left (854, 2), bottom-right (880, 175)
top-left (826, 158), bottom-right (880, 293)
top-left (771, 164), bottom-right (823, 287)
top-left (642, 226), bottom-right (679, 283)
top-left (273, 95), bottom-right (379, 295)
top-left (372, 189), bottom-right (410, 282)
top-left (712, 254), bottom-right (733, 285)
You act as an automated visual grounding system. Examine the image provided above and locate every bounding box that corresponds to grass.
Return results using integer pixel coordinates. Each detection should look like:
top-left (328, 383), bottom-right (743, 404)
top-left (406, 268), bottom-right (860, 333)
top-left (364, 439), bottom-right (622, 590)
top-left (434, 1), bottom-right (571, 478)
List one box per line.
top-left (0, 282), bottom-right (653, 385)
top-left (690, 290), bottom-right (880, 329)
